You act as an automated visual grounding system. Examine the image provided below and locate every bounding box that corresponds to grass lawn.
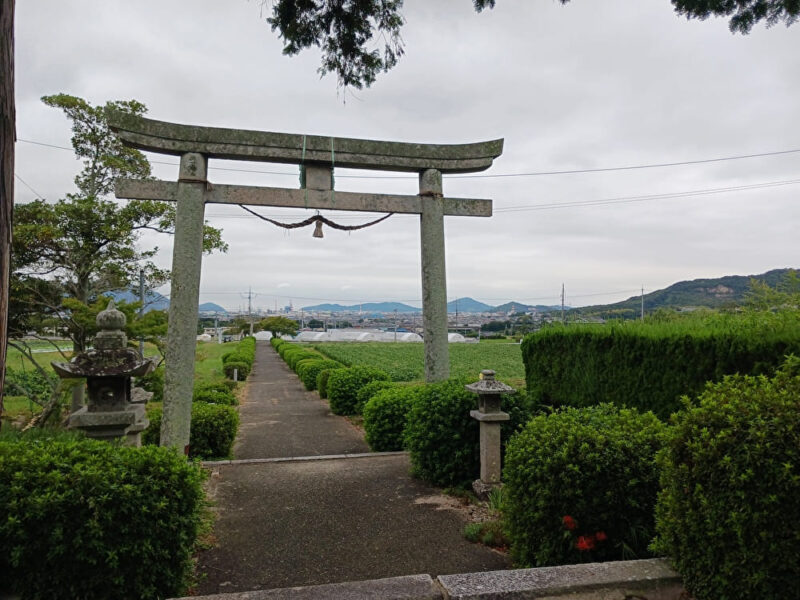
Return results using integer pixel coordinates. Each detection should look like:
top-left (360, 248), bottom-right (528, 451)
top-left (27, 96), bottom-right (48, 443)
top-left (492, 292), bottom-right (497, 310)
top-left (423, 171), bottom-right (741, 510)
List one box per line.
top-left (193, 341), bottom-right (237, 383)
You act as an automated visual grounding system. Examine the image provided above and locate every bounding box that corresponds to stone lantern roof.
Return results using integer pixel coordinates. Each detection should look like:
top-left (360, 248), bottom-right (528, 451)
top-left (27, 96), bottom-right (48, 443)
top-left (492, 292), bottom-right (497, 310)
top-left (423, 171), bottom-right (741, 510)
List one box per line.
top-left (465, 370), bottom-right (515, 396)
top-left (52, 300), bottom-right (155, 379)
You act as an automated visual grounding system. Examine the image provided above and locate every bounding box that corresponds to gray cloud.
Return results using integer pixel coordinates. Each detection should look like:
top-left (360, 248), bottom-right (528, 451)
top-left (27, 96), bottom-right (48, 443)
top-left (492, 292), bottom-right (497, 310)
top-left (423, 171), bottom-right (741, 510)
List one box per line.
top-left (13, 0), bottom-right (800, 309)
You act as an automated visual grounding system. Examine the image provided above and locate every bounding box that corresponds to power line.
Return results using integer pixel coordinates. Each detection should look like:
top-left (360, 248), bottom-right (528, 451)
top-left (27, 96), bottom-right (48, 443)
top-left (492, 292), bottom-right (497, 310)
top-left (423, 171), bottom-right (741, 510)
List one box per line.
top-left (14, 173), bottom-right (46, 200)
top-left (495, 178), bottom-right (800, 213)
top-left (447, 147), bottom-right (800, 179)
top-left (17, 136), bottom-right (800, 180)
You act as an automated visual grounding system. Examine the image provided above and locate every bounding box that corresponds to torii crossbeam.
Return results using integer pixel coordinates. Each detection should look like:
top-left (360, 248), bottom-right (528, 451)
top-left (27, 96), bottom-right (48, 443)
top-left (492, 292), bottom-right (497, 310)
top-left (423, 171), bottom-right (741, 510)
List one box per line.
top-left (110, 111), bottom-right (503, 452)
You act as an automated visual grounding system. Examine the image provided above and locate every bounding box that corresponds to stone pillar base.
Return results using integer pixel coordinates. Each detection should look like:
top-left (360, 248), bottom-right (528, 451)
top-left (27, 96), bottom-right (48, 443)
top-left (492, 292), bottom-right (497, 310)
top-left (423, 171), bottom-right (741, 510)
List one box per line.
top-left (472, 479), bottom-right (501, 501)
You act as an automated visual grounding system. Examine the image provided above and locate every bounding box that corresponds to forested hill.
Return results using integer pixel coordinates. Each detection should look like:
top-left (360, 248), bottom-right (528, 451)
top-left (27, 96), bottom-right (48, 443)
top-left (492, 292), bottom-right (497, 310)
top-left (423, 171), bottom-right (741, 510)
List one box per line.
top-left (577, 268), bottom-right (797, 317)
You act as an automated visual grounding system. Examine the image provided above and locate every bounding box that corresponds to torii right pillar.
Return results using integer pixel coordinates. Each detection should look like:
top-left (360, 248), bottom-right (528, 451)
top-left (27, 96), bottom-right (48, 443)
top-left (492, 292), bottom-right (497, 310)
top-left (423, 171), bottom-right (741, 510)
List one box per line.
top-left (419, 168), bottom-right (450, 382)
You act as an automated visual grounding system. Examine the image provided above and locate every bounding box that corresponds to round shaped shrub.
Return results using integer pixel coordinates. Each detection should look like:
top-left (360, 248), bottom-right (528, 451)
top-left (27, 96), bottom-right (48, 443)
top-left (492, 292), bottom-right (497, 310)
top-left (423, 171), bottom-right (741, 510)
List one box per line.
top-left (503, 404), bottom-right (666, 567)
top-left (298, 359), bottom-right (342, 391)
top-left (192, 388), bottom-right (237, 406)
top-left (363, 387), bottom-right (418, 451)
top-left (327, 367), bottom-right (391, 415)
top-left (286, 350), bottom-right (318, 371)
top-left (195, 379), bottom-right (237, 394)
top-left (653, 359), bottom-right (800, 600)
top-left (0, 434), bottom-right (205, 599)
top-left (144, 403), bottom-right (239, 459)
top-left (223, 360), bottom-right (251, 380)
top-left (317, 368), bottom-right (341, 399)
top-left (356, 380), bottom-right (395, 414)
top-left (404, 378), bottom-right (532, 488)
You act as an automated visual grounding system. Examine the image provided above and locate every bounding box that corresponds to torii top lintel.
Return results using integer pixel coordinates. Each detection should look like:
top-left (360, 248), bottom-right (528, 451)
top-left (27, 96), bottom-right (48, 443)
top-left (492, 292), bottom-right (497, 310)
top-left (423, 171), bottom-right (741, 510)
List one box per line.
top-left (107, 110), bottom-right (503, 174)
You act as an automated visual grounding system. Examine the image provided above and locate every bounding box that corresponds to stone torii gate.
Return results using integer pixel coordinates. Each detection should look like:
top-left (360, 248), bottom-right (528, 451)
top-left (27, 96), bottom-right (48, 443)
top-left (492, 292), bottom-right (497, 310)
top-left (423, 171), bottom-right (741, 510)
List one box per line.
top-left (109, 111), bottom-right (503, 451)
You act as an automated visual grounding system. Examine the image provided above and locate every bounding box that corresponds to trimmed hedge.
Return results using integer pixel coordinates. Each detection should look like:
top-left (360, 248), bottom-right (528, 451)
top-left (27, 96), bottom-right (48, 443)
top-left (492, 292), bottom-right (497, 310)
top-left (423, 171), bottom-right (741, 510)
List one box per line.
top-left (355, 380), bottom-right (395, 415)
top-left (192, 387), bottom-right (237, 406)
top-left (363, 386), bottom-right (419, 451)
top-left (223, 360), bottom-right (251, 380)
top-left (144, 402), bottom-right (239, 460)
top-left (0, 433), bottom-right (205, 599)
top-left (503, 404), bottom-right (666, 567)
top-left (522, 313), bottom-right (800, 418)
top-left (283, 347), bottom-right (320, 370)
top-left (652, 357), bottom-right (800, 600)
top-left (327, 366), bottom-right (391, 415)
top-left (404, 377), bottom-right (533, 488)
top-left (317, 367), bottom-right (343, 400)
top-left (194, 379), bottom-right (237, 394)
top-left (298, 359), bottom-right (343, 391)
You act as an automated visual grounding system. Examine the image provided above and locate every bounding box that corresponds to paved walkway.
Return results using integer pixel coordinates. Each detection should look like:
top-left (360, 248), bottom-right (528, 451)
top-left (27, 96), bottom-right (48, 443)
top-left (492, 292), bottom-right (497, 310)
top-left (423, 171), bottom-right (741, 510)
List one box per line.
top-left (195, 342), bottom-right (509, 595)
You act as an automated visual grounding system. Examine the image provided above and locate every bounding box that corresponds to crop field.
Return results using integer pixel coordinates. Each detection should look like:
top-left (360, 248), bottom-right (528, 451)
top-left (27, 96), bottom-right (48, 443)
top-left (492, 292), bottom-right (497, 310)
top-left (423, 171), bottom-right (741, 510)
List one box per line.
top-left (313, 342), bottom-right (524, 384)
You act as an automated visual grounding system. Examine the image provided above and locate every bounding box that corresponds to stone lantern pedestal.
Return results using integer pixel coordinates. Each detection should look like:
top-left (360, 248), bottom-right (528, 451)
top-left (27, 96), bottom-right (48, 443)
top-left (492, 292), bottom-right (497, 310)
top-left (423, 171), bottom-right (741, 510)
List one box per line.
top-left (52, 300), bottom-right (155, 446)
top-left (466, 369), bottom-right (515, 499)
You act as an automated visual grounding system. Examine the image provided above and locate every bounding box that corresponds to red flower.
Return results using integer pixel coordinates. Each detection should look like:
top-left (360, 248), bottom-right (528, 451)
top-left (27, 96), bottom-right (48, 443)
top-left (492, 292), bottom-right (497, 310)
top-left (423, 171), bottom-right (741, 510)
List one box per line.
top-left (562, 515), bottom-right (577, 531)
top-left (575, 535), bottom-right (596, 551)
top-left (595, 531), bottom-right (608, 542)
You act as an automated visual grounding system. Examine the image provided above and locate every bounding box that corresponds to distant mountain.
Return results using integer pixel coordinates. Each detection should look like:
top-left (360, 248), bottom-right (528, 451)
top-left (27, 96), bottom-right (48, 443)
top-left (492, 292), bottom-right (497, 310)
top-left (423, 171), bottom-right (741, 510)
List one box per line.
top-left (448, 297), bottom-right (493, 313)
top-left (199, 302), bottom-right (227, 314)
top-left (108, 290), bottom-right (169, 312)
top-left (301, 302), bottom-right (421, 313)
top-left (577, 268), bottom-right (797, 316)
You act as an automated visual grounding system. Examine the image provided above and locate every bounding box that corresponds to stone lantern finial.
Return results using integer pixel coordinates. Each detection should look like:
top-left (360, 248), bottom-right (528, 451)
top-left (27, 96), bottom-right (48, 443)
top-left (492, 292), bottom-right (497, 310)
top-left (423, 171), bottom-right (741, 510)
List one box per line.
top-left (94, 299), bottom-right (128, 350)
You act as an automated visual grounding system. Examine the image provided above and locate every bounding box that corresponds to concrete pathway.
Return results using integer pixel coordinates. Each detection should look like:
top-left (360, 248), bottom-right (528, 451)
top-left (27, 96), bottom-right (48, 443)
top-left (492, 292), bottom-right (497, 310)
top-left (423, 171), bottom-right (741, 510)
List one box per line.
top-left (233, 342), bottom-right (368, 459)
top-left (195, 342), bottom-right (509, 595)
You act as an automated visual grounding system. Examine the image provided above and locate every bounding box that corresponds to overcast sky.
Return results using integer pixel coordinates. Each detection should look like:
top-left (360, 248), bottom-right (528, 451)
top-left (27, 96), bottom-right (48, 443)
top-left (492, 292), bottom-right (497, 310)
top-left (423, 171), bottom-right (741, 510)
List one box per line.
top-left (13, 1), bottom-right (800, 311)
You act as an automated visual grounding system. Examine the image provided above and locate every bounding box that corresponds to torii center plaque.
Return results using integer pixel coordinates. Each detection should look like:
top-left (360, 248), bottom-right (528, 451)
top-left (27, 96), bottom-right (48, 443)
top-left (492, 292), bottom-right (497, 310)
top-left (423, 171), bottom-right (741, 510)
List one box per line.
top-left (109, 111), bottom-right (503, 451)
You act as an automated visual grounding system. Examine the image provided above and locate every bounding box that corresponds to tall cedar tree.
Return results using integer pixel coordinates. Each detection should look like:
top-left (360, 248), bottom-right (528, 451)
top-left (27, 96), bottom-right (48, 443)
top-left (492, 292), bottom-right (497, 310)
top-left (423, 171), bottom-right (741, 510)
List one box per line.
top-left (0, 0), bottom-right (13, 416)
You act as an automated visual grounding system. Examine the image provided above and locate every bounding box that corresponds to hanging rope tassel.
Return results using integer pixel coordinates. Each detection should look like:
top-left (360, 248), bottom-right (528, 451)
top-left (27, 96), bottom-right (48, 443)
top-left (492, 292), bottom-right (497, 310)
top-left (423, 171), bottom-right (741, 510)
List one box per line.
top-left (238, 205), bottom-right (394, 238)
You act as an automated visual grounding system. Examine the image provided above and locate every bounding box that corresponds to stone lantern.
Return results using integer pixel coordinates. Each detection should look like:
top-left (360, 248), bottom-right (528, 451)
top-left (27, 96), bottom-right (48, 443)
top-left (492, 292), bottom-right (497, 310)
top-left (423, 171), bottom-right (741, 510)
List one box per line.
top-left (466, 369), bottom-right (515, 498)
top-left (52, 300), bottom-right (154, 446)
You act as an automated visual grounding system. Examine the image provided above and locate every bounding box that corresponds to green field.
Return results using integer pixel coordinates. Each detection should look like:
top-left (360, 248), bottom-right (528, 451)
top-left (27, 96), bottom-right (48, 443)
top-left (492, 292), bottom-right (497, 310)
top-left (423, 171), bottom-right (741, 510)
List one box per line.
top-left (313, 342), bottom-right (524, 385)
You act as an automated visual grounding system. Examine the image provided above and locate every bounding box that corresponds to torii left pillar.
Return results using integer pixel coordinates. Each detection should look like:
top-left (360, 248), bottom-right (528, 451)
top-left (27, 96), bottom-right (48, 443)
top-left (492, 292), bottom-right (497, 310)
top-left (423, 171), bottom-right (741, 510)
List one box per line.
top-left (162, 152), bottom-right (207, 453)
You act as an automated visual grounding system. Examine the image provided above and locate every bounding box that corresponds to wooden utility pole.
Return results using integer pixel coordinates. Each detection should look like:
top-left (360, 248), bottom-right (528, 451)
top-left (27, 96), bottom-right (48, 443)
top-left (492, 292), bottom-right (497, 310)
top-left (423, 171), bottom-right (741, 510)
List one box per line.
top-left (0, 0), bottom-right (16, 420)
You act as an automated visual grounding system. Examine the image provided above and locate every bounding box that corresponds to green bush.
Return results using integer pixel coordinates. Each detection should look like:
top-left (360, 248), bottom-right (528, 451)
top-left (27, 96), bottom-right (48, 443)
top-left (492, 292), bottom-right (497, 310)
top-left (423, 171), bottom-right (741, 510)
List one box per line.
top-left (652, 357), bottom-right (800, 600)
top-left (404, 377), bottom-right (533, 488)
top-left (522, 313), bottom-right (800, 418)
top-left (144, 402), bottom-right (239, 459)
top-left (282, 346), bottom-right (319, 370)
top-left (193, 387), bottom-right (237, 405)
top-left (327, 366), bottom-right (391, 415)
top-left (297, 359), bottom-right (342, 391)
top-left (223, 360), bottom-right (251, 380)
top-left (317, 368), bottom-right (340, 399)
top-left (222, 352), bottom-right (251, 366)
top-left (4, 367), bottom-right (57, 405)
top-left (194, 379), bottom-right (237, 394)
top-left (355, 380), bottom-right (396, 414)
top-left (0, 433), bottom-right (205, 599)
top-left (503, 404), bottom-right (665, 567)
top-left (363, 386), bottom-right (419, 451)
top-left (270, 337), bottom-right (284, 350)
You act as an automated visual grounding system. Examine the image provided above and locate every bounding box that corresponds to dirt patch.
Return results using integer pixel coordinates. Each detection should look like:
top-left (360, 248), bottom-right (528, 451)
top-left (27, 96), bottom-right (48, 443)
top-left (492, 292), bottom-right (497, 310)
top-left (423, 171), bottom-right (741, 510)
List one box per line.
top-left (414, 494), bottom-right (493, 523)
